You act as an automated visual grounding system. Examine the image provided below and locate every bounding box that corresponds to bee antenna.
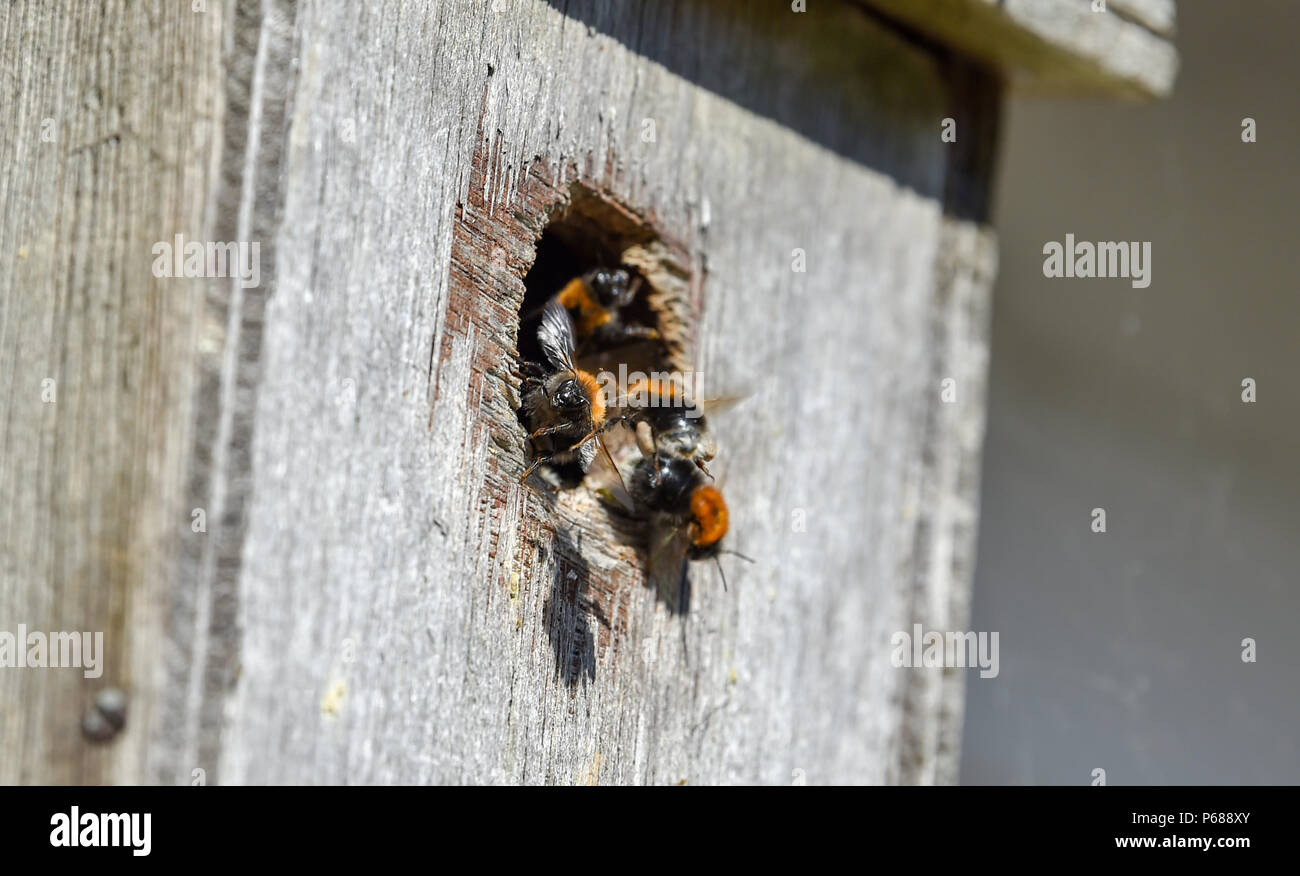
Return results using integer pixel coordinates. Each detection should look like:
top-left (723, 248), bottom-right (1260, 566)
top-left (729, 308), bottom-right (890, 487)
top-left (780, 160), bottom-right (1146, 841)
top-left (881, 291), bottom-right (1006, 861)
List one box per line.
top-left (721, 548), bottom-right (755, 564)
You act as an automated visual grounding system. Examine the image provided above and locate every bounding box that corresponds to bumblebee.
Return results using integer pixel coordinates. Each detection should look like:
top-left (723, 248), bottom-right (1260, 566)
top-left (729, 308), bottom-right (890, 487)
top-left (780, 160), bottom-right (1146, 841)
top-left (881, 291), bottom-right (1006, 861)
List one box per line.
top-left (629, 453), bottom-right (747, 605)
top-left (551, 267), bottom-right (660, 353)
top-left (519, 299), bottom-right (622, 487)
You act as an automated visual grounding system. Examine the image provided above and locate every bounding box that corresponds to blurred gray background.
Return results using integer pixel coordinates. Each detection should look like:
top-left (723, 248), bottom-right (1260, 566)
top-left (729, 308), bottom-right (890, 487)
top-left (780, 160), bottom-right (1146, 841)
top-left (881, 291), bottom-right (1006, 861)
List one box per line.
top-left (961, 0), bottom-right (1299, 784)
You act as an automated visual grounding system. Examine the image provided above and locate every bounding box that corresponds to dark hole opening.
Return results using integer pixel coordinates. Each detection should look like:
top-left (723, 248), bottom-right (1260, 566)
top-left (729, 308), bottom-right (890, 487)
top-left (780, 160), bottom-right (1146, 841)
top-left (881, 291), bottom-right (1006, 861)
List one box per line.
top-left (515, 190), bottom-right (676, 486)
top-left (517, 234), bottom-right (660, 368)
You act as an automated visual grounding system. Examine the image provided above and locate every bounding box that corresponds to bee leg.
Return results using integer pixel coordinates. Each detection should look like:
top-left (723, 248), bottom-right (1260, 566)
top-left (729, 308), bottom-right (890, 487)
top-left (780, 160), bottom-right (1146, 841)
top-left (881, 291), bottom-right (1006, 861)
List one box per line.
top-left (563, 416), bottom-right (625, 453)
top-left (617, 324), bottom-right (661, 343)
top-left (695, 459), bottom-right (714, 481)
top-left (564, 431), bottom-right (596, 453)
top-left (523, 424), bottom-right (578, 480)
top-left (633, 419), bottom-right (656, 458)
top-left (519, 455), bottom-right (552, 485)
top-left (529, 423), bottom-right (576, 441)
top-left (520, 362), bottom-right (547, 394)
top-left (592, 322), bottom-right (660, 349)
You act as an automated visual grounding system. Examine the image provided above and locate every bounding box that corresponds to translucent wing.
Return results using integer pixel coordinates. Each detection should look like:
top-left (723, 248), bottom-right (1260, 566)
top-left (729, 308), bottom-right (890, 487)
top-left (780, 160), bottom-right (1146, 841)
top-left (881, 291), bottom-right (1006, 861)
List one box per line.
top-left (696, 394), bottom-right (749, 417)
top-left (593, 434), bottom-right (634, 510)
top-left (646, 520), bottom-right (692, 612)
top-left (585, 449), bottom-right (637, 513)
top-left (566, 419), bottom-right (633, 507)
top-left (537, 298), bottom-right (578, 372)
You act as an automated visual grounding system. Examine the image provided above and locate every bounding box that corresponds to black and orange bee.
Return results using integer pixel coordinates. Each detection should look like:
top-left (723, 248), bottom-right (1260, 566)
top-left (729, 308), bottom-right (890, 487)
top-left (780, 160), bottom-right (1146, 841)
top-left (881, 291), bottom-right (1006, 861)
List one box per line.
top-left (551, 267), bottom-right (660, 354)
top-left (519, 299), bottom-right (623, 487)
top-left (628, 452), bottom-right (749, 606)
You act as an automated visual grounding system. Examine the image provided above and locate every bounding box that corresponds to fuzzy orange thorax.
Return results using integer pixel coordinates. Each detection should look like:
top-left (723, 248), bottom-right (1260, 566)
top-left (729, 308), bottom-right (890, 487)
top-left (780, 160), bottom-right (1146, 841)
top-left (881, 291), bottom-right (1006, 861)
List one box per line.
top-left (575, 370), bottom-right (606, 425)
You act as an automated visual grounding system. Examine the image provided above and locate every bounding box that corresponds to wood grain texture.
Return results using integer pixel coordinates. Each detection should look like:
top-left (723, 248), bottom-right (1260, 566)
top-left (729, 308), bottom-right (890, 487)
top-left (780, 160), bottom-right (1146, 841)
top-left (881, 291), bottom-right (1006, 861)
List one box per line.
top-left (218, 0), bottom-right (995, 786)
top-left (860, 0), bottom-right (1178, 98)
top-left (0, 0), bottom-right (1028, 785)
top-left (0, 0), bottom-right (223, 783)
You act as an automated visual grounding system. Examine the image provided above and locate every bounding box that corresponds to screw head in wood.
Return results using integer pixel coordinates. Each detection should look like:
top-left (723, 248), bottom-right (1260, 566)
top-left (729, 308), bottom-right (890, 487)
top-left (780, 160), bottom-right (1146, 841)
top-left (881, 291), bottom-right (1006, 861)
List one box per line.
top-left (81, 687), bottom-right (128, 743)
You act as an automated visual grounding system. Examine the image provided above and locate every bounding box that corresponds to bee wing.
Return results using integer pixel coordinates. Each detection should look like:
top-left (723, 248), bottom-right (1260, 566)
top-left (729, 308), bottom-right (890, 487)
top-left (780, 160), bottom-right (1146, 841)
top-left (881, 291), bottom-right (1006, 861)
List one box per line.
top-left (585, 451), bottom-right (636, 513)
top-left (584, 444), bottom-right (636, 513)
top-left (695, 393), bottom-right (749, 417)
top-left (646, 520), bottom-right (692, 611)
top-left (537, 298), bottom-right (578, 372)
top-left (594, 432), bottom-right (633, 506)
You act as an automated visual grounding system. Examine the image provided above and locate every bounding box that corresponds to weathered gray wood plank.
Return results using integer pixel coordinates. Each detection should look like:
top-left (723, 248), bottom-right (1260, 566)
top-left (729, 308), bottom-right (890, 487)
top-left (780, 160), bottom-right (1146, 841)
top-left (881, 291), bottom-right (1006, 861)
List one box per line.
top-left (861, 0), bottom-right (1178, 98)
top-left (1109, 0), bottom-right (1176, 36)
top-left (0, 0), bottom-right (223, 783)
top-left (217, 0), bottom-right (994, 786)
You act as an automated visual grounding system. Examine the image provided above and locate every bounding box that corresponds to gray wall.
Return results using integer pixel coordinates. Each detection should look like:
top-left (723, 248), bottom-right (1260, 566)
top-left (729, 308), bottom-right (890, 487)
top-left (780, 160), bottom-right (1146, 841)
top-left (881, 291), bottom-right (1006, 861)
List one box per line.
top-left (961, 0), bottom-right (1300, 784)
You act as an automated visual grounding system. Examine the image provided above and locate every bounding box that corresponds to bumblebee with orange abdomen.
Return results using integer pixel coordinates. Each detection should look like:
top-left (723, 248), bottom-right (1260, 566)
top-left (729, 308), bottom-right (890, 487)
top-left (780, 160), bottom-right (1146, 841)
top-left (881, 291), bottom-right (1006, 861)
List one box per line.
top-left (628, 453), bottom-right (749, 605)
top-left (630, 453), bottom-right (729, 557)
top-left (551, 267), bottom-right (660, 353)
top-left (519, 299), bottom-right (623, 487)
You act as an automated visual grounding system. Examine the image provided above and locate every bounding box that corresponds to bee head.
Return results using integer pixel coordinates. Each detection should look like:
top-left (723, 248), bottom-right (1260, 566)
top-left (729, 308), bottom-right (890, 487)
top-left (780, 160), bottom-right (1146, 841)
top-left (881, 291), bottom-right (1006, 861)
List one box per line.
top-left (552, 377), bottom-right (591, 414)
top-left (586, 268), bottom-right (634, 308)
